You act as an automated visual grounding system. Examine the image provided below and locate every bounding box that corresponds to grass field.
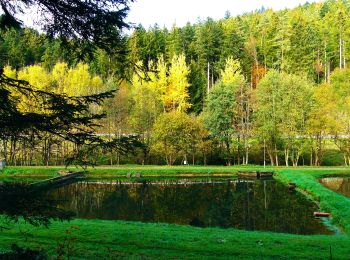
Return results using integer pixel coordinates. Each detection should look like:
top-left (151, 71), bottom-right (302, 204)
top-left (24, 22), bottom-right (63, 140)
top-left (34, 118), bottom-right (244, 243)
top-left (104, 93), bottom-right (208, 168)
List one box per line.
top-left (2, 164), bottom-right (350, 177)
top-left (1, 166), bottom-right (350, 259)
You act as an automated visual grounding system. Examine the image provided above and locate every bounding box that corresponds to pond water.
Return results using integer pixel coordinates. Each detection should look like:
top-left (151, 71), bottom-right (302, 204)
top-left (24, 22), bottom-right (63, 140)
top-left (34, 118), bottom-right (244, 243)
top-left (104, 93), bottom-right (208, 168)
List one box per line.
top-left (320, 177), bottom-right (350, 197)
top-left (38, 178), bottom-right (332, 235)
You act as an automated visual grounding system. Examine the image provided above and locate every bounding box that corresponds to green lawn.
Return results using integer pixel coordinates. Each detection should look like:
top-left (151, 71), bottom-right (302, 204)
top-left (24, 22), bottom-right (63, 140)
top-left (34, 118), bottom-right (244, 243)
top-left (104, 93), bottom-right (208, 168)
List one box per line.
top-left (1, 166), bottom-right (350, 259)
top-left (2, 164), bottom-right (350, 177)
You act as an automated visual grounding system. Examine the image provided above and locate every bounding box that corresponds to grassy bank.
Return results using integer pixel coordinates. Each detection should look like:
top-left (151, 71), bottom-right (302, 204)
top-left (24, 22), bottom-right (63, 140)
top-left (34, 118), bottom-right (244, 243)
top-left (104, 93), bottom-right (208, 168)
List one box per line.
top-left (0, 165), bottom-right (257, 176)
top-left (1, 166), bottom-right (350, 259)
top-left (2, 164), bottom-right (350, 177)
top-left (1, 219), bottom-right (349, 259)
top-left (275, 169), bottom-right (350, 234)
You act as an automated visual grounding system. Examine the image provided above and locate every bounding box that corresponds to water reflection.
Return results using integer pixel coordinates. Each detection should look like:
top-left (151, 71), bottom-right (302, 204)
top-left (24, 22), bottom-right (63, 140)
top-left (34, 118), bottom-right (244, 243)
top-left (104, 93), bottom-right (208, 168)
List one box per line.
top-left (44, 179), bottom-right (332, 235)
top-left (0, 183), bottom-right (74, 227)
top-left (320, 177), bottom-right (350, 197)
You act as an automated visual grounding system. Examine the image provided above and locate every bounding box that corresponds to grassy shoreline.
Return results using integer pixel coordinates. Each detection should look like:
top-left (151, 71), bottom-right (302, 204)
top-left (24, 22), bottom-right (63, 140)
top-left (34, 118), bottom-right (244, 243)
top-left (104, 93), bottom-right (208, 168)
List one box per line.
top-left (1, 166), bottom-right (350, 259)
top-left (2, 164), bottom-right (350, 177)
top-left (1, 219), bottom-right (350, 259)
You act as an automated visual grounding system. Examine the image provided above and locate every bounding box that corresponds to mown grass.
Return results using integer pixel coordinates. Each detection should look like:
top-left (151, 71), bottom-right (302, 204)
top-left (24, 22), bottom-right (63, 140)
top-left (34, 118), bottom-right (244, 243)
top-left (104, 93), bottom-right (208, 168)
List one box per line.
top-left (1, 219), bottom-right (350, 259)
top-left (2, 164), bottom-right (349, 177)
top-left (1, 166), bottom-right (350, 259)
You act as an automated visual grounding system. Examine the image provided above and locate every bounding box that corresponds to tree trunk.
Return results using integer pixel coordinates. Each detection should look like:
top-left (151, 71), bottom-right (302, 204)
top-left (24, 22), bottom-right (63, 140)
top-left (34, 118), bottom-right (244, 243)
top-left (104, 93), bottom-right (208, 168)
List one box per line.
top-left (275, 144), bottom-right (279, 166)
top-left (245, 147), bottom-right (249, 165)
top-left (268, 150), bottom-right (275, 166)
top-left (3, 139), bottom-right (7, 162)
top-left (284, 148), bottom-right (289, 167)
top-left (110, 150), bottom-right (113, 166)
top-left (292, 152), bottom-right (300, 167)
top-left (344, 154), bottom-right (348, 167)
top-left (237, 136), bottom-right (241, 165)
top-left (310, 148), bottom-right (313, 166)
top-left (225, 140), bottom-right (231, 166)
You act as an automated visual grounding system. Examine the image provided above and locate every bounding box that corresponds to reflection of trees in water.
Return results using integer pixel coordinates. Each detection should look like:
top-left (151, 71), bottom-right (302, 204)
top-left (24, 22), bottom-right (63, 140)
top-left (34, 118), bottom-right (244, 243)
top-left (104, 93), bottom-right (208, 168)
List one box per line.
top-left (45, 180), bottom-right (332, 235)
top-left (321, 177), bottom-right (350, 197)
top-left (0, 184), bottom-right (74, 227)
top-left (337, 179), bottom-right (350, 197)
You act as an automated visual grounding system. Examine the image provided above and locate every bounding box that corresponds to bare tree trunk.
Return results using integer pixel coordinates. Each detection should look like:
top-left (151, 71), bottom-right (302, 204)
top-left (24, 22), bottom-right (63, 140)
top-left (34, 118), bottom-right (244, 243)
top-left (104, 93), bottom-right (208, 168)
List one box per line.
top-left (237, 137), bottom-right (241, 165)
top-left (110, 150), bottom-right (113, 166)
top-left (55, 143), bottom-right (60, 166)
top-left (284, 148), bottom-right (289, 167)
top-left (292, 152), bottom-right (300, 167)
top-left (2, 139), bottom-right (7, 161)
top-left (275, 144), bottom-right (279, 166)
top-left (268, 150), bottom-right (275, 166)
top-left (245, 147), bottom-right (249, 165)
top-left (10, 137), bottom-right (17, 165)
top-left (310, 148), bottom-right (313, 166)
top-left (225, 140), bottom-right (231, 166)
top-left (344, 154), bottom-right (348, 166)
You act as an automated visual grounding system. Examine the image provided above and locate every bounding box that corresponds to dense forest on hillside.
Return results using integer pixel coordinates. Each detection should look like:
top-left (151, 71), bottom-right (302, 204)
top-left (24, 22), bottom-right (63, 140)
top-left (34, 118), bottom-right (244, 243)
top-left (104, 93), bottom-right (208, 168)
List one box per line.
top-left (1, 0), bottom-right (350, 166)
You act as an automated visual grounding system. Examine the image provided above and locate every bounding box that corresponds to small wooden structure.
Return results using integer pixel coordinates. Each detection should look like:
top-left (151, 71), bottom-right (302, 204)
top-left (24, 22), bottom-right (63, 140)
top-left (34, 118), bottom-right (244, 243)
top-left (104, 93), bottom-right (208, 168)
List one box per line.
top-left (30, 171), bottom-right (84, 191)
top-left (0, 159), bottom-right (6, 170)
top-left (314, 212), bottom-right (330, 218)
top-left (237, 171), bottom-right (274, 179)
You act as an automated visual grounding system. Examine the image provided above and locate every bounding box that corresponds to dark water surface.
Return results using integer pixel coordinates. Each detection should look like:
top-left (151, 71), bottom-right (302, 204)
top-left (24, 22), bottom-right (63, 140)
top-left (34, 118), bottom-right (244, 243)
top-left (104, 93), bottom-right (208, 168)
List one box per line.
top-left (41, 179), bottom-right (332, 235)
top-left (320, 177), bottom-right (350, 197)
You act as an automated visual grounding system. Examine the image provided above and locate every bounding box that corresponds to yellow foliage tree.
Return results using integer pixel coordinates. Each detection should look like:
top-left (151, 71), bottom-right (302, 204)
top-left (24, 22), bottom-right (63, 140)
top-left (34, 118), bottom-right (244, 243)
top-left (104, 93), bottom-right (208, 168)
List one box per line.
top-left (4, 62), bottom-right (106, 114)
top-left (220, 56), bottom-right (243, 86)
top-left (130, 61), bottom-right (163, 136)
top-left (3, 65), bottom-right (16, 78)
top-left (166, 54), bottom-right (190, 112)
top-left (64, 63), bottom-right (92, 96)
top-left (52, 62), bottom-right (68, 93)
top-left (18, 65), bottom-right (52, 91)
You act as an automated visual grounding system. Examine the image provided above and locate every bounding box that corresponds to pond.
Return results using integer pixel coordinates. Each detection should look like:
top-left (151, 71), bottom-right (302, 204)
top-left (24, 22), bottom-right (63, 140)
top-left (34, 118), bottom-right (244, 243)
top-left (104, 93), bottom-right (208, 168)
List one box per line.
top-left (320, 177), bottom-right (350, 197)
top-left (36, 178), bottom-right (333, 235)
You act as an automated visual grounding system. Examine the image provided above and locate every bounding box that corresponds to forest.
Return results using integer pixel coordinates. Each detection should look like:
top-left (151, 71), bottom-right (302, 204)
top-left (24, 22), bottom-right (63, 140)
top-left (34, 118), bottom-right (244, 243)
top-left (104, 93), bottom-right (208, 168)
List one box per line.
top-left (1, 0), bottom-right (350, 167)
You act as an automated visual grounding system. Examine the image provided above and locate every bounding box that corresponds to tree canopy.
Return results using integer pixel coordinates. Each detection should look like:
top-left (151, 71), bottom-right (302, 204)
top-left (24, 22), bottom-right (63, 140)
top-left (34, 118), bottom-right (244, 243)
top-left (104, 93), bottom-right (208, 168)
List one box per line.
top-left (3, 0), bottom-right (350, 168)
top-left (0, 0), bottom-right (133, 50)
top-left (0, 0), bottom-right (136, 160)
